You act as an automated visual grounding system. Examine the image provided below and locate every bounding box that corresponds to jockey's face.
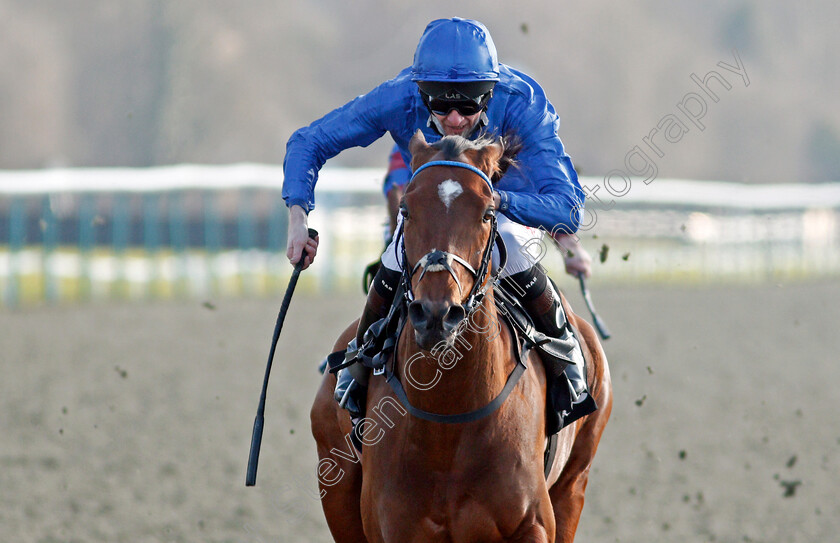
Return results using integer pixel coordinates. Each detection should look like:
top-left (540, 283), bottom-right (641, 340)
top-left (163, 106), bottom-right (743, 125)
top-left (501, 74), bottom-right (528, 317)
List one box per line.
top-left (433, 109), bottom-right (482, 137)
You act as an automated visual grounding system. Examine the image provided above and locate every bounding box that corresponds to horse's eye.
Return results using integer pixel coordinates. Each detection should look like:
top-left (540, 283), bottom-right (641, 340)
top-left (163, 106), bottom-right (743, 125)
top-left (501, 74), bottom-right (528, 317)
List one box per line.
top-left (400, 205), bottom-right (410, 220)
top-left (483, 208), bottom-right (495, 223)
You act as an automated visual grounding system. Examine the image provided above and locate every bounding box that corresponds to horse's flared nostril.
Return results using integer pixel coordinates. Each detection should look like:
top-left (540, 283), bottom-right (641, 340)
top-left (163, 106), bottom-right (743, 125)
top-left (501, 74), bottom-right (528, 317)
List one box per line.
top-left (442, 304), bottom-right (467, 332)
top-left (408, 300), bottom-right (429, 330)
top-left (408, 300), bottom-right (466, 335)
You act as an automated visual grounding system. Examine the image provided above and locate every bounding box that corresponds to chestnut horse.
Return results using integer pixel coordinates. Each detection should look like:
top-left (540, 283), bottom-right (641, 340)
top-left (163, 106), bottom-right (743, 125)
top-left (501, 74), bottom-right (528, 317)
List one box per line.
top-left (310, 131), bottom-right (612, 542)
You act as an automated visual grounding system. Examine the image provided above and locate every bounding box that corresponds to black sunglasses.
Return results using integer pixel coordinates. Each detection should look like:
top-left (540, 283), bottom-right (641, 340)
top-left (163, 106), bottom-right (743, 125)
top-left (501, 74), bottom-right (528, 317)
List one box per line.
top-left (422, 92), bottom-right (491, 117)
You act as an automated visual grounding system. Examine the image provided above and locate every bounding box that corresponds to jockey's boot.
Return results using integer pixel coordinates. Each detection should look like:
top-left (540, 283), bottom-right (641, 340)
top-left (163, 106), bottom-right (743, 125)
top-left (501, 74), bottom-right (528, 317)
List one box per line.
top-left (334, 266), bottom-right (400, 419)
top-left (507, 265), bottom-right (597, 432)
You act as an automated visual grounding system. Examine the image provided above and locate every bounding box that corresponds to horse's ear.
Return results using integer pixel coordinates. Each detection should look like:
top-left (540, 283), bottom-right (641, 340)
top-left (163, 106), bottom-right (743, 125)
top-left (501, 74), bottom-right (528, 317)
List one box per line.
top-left (409, 130), bottom-right (435, 170)
top-left (468, 141), bottom-right (504, 181)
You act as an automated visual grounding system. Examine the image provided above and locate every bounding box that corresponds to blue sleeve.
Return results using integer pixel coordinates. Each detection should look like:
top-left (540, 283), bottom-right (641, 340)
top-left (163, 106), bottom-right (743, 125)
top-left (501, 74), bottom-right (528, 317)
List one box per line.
top-left (282, 81), bottom-right (407, 212)
top-left (495, 80), bottom-right (584, 234)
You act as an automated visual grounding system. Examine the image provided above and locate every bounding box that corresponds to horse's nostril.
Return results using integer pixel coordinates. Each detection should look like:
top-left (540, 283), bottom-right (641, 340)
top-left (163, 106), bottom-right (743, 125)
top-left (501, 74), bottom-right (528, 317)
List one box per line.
top-left (408, 301), bottom-right (428, 329)
top-left (443, 304), bottom-right (467, 330)
top-left (409, 300), bottom-right (464, 333)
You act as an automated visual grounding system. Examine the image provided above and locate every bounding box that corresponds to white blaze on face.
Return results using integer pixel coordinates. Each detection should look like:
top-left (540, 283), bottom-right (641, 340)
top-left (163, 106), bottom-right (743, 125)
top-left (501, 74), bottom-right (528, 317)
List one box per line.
top-left (437, 179), bottom-right (463, 211)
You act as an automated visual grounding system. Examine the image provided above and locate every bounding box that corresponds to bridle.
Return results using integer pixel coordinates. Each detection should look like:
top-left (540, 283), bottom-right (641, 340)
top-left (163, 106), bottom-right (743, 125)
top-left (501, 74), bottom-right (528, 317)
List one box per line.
top-left (376, 159), bottom-right (526, 426)
top-left (396, 160), bottom-right (507, 313)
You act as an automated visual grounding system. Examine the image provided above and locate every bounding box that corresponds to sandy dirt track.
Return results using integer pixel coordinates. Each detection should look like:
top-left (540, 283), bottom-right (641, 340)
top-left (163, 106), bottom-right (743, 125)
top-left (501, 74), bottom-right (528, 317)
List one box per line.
top-left (2, 280), bottom-right (839, 542)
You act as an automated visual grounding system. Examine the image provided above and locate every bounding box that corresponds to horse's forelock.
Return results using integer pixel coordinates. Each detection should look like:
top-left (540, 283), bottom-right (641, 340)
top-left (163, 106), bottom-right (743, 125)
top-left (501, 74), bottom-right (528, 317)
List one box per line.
top-left (430, 135), bottom-right (500, 160)
top-left (428, 134), bottom-right (520, 183)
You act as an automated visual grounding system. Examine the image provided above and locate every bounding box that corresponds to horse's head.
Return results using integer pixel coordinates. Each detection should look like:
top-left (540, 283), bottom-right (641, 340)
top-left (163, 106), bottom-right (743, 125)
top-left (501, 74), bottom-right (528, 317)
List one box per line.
top-left (401, 130), bottom-right (504, 350)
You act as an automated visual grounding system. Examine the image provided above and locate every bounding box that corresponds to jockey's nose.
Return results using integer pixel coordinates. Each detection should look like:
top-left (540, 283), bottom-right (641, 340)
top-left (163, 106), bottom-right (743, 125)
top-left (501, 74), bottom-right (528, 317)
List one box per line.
top-left (444, 109), bottom-right (466, 123)
top-left (408, 300), bottom-right (466, 336)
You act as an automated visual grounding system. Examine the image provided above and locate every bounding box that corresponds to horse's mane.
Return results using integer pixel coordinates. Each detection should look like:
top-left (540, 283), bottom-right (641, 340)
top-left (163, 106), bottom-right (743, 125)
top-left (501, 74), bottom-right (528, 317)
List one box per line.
top-left (430, 133), bottom-right (522, 182)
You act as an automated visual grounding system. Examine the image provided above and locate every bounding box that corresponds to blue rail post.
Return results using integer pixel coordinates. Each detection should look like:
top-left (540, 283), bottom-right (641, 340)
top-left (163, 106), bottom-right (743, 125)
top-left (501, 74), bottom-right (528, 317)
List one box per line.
top-left (41, 195), bottom-right (58, 303)
top-left (5, 197), bottom-right (25, 307)
top-left (319, 192), bottom-right (334, 291)
top-left (78, 193), bottom-right (95, 301)
top-left (168, 191), bottom-right (187, 297)
top-left (204, 190), bottom-right (221, 297)
top-left (144, 193), bottom-right (160, 298)
top-left (112, 193), bottom-right (130, 299)
top-left (238, 189), bottom-right (256, 296)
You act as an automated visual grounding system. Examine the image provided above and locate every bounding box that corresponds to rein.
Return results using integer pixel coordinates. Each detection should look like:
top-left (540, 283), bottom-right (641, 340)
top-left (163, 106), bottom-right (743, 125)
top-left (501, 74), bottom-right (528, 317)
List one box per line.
top-left (385, 301), bottom-right (529, 425)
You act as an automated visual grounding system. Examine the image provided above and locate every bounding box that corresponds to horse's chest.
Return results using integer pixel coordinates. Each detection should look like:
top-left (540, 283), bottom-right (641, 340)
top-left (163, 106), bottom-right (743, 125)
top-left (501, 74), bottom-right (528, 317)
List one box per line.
top-left (364, 444), bottom-right (545, 542)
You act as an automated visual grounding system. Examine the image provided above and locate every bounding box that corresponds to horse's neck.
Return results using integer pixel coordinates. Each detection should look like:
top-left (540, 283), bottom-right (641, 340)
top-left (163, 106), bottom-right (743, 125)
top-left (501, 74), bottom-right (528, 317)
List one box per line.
top-left (399, 293), bottom-right (512, 412)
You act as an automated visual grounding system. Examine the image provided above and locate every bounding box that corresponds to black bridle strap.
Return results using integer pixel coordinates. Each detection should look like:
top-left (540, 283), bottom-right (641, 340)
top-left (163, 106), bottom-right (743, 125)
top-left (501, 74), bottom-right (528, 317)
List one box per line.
top-left (404, 221), bottom-right (499, 311)
top-left (403, 159), bottom-right (500, 306)
top-left (377, 161), bottom-right (521, 424)
top-left (384, 316), bottom-right (529, 424)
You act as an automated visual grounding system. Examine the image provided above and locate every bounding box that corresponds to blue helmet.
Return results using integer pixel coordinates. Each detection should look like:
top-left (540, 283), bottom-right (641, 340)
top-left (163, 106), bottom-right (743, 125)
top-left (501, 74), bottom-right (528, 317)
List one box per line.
top-left (411, 18), bottom-right (500, 83)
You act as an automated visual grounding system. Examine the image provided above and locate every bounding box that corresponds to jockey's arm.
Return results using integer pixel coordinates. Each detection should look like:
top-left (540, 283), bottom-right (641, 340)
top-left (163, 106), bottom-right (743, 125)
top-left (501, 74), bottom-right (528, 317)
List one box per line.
top-left (490, 190), bottom-right (591, 279)
top-left (282, 80), bottom-right (409, 266)
top-left (491, 73), bottom-right (585, 237)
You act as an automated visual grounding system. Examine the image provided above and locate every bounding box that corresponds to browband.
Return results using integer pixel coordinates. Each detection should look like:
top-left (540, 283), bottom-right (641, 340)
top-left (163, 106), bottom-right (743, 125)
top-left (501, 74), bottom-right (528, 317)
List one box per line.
top-left (410, 160), bottom-right (493, 191)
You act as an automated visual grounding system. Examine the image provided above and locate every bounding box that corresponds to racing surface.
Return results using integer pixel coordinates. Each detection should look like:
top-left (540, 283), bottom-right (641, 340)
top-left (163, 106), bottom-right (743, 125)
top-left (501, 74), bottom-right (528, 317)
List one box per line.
top-left (2, 280), bottom-right (839, 542)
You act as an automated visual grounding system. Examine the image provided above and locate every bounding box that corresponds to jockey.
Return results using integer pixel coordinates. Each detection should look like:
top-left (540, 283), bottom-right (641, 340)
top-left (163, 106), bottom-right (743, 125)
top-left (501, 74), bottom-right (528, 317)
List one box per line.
top-left (283, 17), bottom-right (597, 431)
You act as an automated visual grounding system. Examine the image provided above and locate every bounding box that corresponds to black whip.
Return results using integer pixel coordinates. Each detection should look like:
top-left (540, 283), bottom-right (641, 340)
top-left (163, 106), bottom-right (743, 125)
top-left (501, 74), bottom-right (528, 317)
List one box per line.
top-left (246, 228), bottom-right (317, 486)
top-left (578, 275), bottom-right (611, 340)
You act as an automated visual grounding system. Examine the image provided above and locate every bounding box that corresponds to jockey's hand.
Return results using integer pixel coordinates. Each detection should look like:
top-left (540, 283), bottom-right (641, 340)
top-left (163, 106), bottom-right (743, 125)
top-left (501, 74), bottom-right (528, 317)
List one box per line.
top-left (563, 248), bottom-right (592, 279)
top-left (286, 205), bottom-right (319, 270)
top-left (553, 232), bottom-right (592, 279)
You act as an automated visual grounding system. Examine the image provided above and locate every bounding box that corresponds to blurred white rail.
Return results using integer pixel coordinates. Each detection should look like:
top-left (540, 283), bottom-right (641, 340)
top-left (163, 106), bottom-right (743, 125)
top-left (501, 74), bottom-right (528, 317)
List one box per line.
top-left (1, 166), bottom-right (838, 306)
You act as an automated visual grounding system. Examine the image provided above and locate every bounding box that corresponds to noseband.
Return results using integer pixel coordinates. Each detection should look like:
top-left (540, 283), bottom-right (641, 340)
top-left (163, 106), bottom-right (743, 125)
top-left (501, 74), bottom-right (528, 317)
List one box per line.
top-left (397, 160), bottom-right (507, 313)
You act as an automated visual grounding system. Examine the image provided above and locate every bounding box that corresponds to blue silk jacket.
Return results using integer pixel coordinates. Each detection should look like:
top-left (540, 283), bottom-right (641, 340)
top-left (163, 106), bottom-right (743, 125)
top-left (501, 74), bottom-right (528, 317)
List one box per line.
top-left (282, 64), bottom-right (584, 234)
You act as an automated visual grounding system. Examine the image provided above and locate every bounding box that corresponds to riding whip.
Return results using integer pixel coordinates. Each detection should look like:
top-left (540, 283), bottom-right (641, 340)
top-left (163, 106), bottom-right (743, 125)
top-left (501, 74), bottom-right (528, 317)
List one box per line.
top-left (578, 275), bottom-right (611, 340)
top-left (246, 228), bottom-right (318, 487)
